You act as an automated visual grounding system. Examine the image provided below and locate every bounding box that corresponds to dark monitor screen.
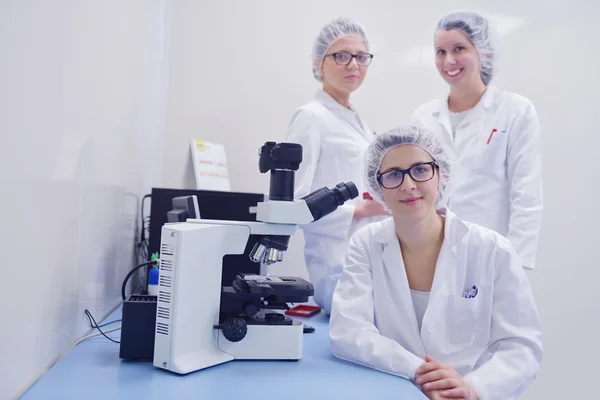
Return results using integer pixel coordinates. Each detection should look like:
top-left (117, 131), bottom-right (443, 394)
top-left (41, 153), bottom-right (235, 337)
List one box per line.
top-left (148, 187), bottom-right (266, 287)
top-left (167, 195), bottom-right (201, 222)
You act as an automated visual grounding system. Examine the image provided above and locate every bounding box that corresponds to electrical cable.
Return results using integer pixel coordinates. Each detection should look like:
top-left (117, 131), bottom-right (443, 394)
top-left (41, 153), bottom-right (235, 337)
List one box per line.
top-left (84, 309), bottom-right (120, 344)
top-left (121, 259), bottom-right (158, 300)
top-left (140, 194), bottom-right (151, 242)
top-left (97, 319), bottom-right (122, 328)
top-left (135, 195), bottom-right (151, 267)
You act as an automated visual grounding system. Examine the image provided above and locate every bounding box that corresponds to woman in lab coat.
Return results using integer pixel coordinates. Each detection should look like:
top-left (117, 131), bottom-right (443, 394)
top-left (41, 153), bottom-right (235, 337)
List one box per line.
top-left (286, 18), bottom-right (388, 314)
top-left (329, 125), bottom-right (542, 400)
top-left (411, 12), bottom-right (543, 270)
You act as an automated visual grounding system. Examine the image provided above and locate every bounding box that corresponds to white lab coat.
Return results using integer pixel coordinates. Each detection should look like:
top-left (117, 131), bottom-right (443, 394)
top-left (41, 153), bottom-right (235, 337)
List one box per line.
top-left (411, 86), bottom-right (543, 269)
top-left (285, 89), bottom-right (375, 314)
top-left (329, 208), bottom-right (542, 400)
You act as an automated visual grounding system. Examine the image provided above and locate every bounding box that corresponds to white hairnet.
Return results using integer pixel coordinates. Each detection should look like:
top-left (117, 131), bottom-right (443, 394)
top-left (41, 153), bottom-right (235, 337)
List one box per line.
top-left (364, 124), bottom-right (451, 212)
top-left (312, 17), bottom-right (370, 82)
top-left (436, 12), bottom-right (495, 86)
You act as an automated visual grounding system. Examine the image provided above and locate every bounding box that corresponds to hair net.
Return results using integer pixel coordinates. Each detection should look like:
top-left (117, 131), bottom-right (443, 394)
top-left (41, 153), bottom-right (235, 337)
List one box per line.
top-left (436, 12), bottom-right (495, 86)
top-left (311, 17), bottom-right (370, 82)
top-left (364, 124), bottom-right (451, 212)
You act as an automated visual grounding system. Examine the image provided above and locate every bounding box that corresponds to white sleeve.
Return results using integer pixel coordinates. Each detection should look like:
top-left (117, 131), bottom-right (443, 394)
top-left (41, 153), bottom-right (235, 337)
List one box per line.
top-left (329, 231), bottom-right (424, 380)
top-left (506, 101), bottom-right (543, 269)
top-left (463, 239), bottom-right (543, 400)
top-left (286, 107), bottom-right (355, 242)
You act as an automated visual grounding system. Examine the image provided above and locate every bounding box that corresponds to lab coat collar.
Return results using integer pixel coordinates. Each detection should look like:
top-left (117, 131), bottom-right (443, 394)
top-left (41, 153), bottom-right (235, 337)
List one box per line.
top-left (315, 88), bottom-right (372, 140)
top-left (315, 88), bottom-right (357, 115)
top-left (433, 85), bottom-right (501, 116)
top-left (430, 85), bottom-right (500, 137)
top-left (480, 85), bottom-right (500, 108)
top-left (373, 208), bottom-right (469, 256)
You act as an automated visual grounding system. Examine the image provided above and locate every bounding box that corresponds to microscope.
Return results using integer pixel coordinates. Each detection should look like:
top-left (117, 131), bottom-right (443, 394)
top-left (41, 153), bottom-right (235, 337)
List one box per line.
top-left (153, 141), bottom-right (358, 375)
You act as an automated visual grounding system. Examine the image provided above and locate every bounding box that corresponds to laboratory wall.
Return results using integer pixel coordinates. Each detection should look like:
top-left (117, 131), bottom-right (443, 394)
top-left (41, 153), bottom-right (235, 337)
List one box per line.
top-left (160, 1), bottom-right (599, 400)
top-left (0, 1), bottom-right (170, 399)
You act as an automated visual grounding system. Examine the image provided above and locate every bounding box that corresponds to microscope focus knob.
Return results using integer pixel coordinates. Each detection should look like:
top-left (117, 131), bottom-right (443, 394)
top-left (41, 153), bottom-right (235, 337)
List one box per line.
top-left (244, 303), bottom-right (259, 317)
top-left (222, 317), bottom-right (247, 342)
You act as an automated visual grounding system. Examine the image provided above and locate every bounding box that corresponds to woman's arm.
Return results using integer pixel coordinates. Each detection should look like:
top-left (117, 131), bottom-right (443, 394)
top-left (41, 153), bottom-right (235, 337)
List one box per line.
top-left (506, 100), bottom-right (543, 269)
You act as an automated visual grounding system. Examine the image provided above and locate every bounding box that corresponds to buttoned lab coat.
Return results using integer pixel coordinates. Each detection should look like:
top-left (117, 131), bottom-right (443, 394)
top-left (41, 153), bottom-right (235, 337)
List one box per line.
top-left (329, 208), bottom-right (543, 400)
top-left (412, 86), bottom-right (543, 269)
top-left (286, 89), bottom-right (376, 314)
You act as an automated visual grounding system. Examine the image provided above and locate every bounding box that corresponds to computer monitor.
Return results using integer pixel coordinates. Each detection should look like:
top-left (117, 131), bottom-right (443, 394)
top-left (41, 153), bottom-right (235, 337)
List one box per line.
top-left (166, 195), bottom-right (201, 222)
top-left (148, 188), bottom-right (266, 287)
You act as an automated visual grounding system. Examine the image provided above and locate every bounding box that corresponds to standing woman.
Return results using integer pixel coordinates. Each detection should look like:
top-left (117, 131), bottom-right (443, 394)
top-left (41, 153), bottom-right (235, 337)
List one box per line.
top-left (412, 12), bottom-right (543, 270)
top-left (286, 17), bottom-right (388, 313)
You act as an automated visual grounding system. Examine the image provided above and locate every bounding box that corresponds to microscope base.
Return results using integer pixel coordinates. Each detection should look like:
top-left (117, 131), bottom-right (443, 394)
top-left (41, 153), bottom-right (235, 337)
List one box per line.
top-left (217, 319), bottom-right (304, 360)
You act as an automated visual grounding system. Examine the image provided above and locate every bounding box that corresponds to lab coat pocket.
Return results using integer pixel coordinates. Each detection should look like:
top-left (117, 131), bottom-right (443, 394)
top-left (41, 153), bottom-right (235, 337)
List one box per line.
top-left (473, 131), bottom-right (508, 173)
top-left (446, 295), bottom-right (482, 347)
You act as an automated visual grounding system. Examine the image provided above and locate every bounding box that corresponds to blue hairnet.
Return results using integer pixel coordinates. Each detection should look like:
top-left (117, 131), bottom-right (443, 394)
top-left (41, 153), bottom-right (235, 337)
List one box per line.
top-left (364, 124), bottom-right (451, 212)
top-left (436, 12), bottom-right (495, 86)
top-left (312, 17), bottom-right (370, 82)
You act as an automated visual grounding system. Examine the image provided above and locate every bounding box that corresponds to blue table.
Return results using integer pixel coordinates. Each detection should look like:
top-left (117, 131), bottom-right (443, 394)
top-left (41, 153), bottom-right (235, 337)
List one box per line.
top-left (22, 307), bottom-right (426, 399)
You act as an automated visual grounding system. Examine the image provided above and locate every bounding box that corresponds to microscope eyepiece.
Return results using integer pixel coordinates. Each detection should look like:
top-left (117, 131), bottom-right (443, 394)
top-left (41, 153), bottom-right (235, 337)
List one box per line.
top-left (301, 181), bottom-right (359, 222)
top-left (333, 182), bottom-right (359, 204)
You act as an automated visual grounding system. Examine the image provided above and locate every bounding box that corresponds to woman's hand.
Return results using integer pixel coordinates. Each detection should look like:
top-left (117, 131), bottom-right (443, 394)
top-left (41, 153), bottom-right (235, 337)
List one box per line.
top-left (415, 356), bottom-right (478, 400)
top-left (353, 200), bottom-right (389, 220)
top-left (423, 390), bottom-right (460, 400)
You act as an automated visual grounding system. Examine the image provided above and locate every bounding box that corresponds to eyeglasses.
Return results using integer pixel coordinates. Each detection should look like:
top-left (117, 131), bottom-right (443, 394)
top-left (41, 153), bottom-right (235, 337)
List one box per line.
top-left (325, 52), bottom-right (374, 66)
top-left (377, 162), bottom-right (438, 189)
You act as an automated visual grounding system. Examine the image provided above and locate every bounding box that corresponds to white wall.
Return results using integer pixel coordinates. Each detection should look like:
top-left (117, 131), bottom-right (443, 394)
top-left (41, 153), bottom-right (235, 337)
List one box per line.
top-left (161, 1), bottom-right (600, 399)
top-left (0, 1), bottom-right (170, 398)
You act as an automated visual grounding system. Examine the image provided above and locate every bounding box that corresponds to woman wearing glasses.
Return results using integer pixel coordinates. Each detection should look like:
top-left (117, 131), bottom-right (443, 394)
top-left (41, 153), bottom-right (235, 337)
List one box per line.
top-left (411, 12), bottom-right (543, 270)
top-left (285, 17), bottom-right (388, 314)
top-left (329, 125), bottom-right (542, 400)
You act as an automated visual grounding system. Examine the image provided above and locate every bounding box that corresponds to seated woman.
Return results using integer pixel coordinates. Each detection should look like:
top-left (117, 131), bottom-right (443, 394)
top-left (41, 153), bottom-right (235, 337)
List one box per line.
top-left (329, 124), bottom-right (542, 400)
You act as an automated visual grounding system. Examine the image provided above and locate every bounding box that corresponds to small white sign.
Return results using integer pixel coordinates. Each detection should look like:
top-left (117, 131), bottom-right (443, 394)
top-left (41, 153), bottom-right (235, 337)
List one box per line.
top-left (189, 139), bottom-right (231, 191)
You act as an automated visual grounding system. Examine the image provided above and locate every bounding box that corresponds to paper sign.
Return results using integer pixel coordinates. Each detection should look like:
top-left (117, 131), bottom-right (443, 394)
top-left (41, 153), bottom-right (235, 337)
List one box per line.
top-left (189, 139), bottom-right (231, 191)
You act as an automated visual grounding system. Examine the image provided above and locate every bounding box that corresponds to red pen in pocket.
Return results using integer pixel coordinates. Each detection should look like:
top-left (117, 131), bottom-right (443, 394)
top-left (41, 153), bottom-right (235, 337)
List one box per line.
top-left (486, 128), bottom-right (497, 144)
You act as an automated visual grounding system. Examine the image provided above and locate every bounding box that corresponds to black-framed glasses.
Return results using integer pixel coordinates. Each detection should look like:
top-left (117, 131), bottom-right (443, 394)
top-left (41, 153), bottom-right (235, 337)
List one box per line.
top-left (325, 52), bottom-right (374, 66)
top-left (377, 162), bottom-right (438, 189)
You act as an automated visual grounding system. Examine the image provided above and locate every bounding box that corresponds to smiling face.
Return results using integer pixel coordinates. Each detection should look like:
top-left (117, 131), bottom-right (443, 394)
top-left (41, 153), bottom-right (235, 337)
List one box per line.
top-left (320, 36), bottom-right (369, 97)
top-left (434, 29), bottom-right (483, 89)
top-left (378, 145), bottom-right (439, 222)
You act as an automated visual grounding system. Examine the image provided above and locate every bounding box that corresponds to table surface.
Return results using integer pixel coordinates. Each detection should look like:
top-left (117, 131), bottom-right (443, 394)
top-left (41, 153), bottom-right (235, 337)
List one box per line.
top-left (22, 307), bottom-right (427, 400)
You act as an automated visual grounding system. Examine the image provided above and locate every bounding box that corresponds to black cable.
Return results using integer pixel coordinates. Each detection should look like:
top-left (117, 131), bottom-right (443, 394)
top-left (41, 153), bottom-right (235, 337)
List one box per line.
top-left (135, 194), bottom-right (152, 264)
top-left (84, 310), bottom-right (120, 344)
top-left (121, 259), bottom-right (158, 300)
top-left (98, 319), bottom-right (122, 328)
top-left (140, 194), bottom-right (151, 242)
top-left (144, 217), bottom-right (151, 236)
top-left (138, 239), bottom-right (150, 264)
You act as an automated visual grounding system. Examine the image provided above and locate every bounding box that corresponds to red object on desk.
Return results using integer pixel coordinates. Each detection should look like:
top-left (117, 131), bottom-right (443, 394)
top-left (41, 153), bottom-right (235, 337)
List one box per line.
top-left (285, 305), bottom-right (321, 317)
top-left (363, 192), bottom-right (373, 200)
